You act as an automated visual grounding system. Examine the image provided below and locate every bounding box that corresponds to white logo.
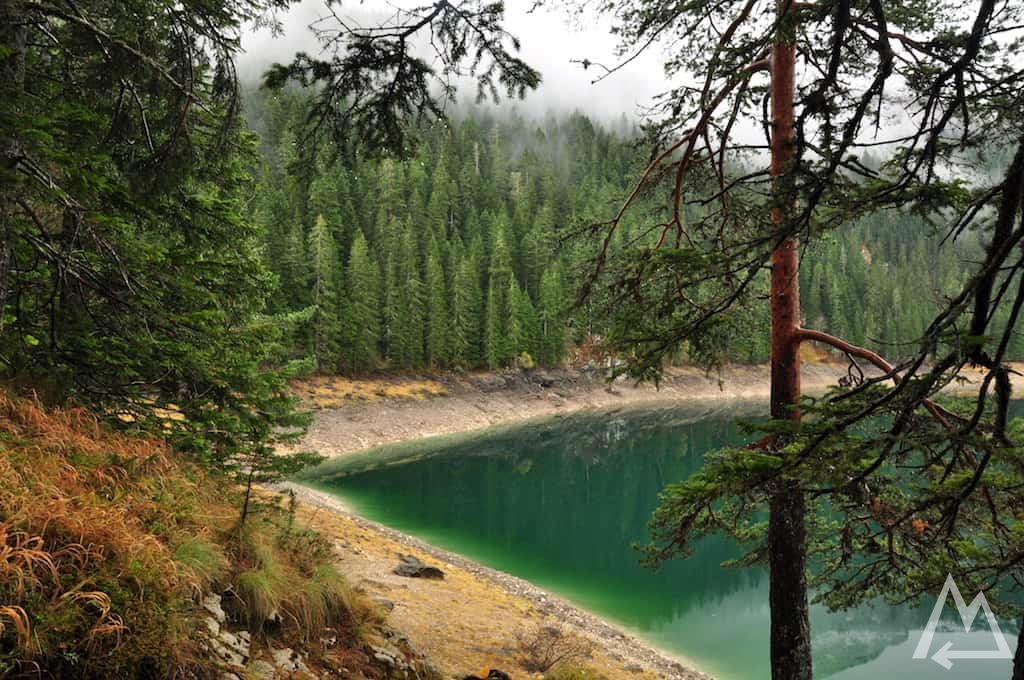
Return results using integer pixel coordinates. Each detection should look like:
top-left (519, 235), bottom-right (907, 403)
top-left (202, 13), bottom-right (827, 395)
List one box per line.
top-left (912, 574), bottom-right (1013, 670)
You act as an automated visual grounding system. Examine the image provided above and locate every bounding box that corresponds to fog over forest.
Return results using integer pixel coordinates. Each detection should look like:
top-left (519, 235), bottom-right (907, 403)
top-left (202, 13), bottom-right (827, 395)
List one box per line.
top-left (237, 0), bottom-right (667, 120)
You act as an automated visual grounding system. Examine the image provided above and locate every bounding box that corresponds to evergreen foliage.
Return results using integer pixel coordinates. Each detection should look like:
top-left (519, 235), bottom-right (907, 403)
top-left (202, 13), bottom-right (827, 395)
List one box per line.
top-left (0, 0), bottom-right (312, 484)
top-left (244, 91), bottom-right (1015, 374)
top-left (244, 92), bottom-right (652, 371)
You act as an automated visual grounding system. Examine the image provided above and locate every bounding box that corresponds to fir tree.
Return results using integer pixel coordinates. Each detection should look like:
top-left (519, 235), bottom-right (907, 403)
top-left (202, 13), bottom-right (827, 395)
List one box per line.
top-left (308, 215), bottom-right (342, 372)
top-left (425, 236), bottom-right (450, 368)
top-left (345, 230), bottom-right (382, 372)
top-left (485, 220), bottom-right (515, 368)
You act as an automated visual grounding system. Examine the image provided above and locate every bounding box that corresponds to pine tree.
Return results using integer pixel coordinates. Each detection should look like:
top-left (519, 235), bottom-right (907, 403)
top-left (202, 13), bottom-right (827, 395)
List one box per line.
top-left (425, 235), bottom-right (450, 368)
top-left (345, 230), bottom-right (382, 372)
top-left (485, 218), bottom-right (515, 368)
top-left (308, 215), bottom-right (342, 372)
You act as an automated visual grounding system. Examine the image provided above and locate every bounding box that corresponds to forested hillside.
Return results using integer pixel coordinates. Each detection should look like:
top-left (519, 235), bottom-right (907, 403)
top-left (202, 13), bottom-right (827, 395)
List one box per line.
top-left (244, 89), bottom-right (640, 371)
top-left (243, 91), bottom-right (1020, 371)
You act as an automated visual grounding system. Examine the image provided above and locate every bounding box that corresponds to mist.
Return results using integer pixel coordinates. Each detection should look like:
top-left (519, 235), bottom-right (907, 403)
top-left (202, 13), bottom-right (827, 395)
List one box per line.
top-left (237, 0), bottom-right (668, 122)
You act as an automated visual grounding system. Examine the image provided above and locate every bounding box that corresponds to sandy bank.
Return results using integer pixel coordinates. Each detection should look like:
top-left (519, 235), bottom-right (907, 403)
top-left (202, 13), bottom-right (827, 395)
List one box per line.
top-left (279, 482), bottom-right (710, 680)
top-left (283, 361), bottom-right (1017, 679)
top-left (297, 363), bottom-right (855, 458)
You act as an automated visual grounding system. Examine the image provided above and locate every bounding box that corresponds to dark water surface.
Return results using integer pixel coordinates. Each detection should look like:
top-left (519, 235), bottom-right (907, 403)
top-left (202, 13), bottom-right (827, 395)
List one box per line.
top-left (301, 403), bottom-right (1017, 680)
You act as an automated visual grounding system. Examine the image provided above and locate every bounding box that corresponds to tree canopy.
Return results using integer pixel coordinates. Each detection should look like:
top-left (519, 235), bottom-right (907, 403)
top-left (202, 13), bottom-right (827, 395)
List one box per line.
top-left (563, 1), bottom-right (1024, 678)
top-left (0, 0), bottom-right (311, 488)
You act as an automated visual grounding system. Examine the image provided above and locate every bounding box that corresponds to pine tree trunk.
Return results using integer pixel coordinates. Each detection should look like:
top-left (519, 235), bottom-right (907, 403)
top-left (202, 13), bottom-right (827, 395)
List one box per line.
top-left (767, 2), bottom-right (813, 678)
top-left (0, 0), bottom-right (27, 335)
top-left (1013, 618), bottom-right (1024, 680)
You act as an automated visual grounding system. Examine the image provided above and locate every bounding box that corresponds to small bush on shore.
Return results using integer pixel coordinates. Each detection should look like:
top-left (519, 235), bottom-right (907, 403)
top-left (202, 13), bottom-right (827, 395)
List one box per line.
top-left (516, 624), bottom-right (592, 673)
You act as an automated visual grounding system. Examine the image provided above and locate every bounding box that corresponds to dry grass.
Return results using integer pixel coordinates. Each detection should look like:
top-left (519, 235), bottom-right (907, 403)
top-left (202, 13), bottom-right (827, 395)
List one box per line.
top-left (0, 391), bottom-right (394, 679)
top-left (0, 392), bottom-right (215, 676)
top-left (293, 374), bottom-right (448, 409)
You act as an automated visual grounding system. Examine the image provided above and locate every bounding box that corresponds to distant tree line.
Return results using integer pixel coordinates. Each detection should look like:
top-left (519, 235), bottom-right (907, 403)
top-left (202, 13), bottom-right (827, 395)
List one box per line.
top-left (243, 91), bottom-right (1020, 372)
top-left (244, 89), bottom-right (641, 371)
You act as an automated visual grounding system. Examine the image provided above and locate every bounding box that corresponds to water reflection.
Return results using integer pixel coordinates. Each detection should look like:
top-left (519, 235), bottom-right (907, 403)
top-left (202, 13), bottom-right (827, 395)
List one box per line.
top-left (303, 403), bottom-right (1017, 680)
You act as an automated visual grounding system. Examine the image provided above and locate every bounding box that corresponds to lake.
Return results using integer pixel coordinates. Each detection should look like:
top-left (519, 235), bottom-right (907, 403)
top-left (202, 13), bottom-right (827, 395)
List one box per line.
top-left (300, 403), bottom-right (1018, 679)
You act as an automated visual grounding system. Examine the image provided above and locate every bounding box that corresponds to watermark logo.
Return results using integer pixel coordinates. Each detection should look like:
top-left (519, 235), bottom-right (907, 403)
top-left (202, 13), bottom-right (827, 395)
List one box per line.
top-left (912, 574), bottom-right (1013, 670)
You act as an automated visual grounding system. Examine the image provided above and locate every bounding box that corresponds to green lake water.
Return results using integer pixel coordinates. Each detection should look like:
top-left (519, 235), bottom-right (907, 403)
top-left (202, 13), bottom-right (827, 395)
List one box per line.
top-left (300, 403), bottom-right (1018, 680)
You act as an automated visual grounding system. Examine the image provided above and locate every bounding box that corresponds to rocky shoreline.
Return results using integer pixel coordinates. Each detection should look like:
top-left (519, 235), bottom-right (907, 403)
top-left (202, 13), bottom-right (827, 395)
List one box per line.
top-left (279, 483), bottom-right (711, 680)
top-left (282, 360), bottom-right (1017, 679)
top-left (296, 362), bottom-right (856, 458)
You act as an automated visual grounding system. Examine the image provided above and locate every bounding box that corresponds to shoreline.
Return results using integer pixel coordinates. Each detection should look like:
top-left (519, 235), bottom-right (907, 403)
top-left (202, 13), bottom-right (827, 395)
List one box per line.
top-left (279, 482), bottom-right (711, 680)
top-left (284, 365), bottom-right (822, 679)
top-left (295, 362), bottom-right (854, 458)
top-left (283, 361), bottom-right (1020, 679)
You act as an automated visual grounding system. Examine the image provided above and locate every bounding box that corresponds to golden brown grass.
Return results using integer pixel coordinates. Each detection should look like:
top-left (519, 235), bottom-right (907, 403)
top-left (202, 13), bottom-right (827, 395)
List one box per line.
top-left (0, 392), bottom-right (217, 676)
top-left (293, 374), bottom-right (448, 409)
top-left (0, 391), bottom-right (396, 679)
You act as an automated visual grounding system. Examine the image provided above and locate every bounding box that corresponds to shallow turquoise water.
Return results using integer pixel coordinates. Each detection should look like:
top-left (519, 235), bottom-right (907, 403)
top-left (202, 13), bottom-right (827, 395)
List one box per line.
top-left (302, 403), bottom-right (1018, 679)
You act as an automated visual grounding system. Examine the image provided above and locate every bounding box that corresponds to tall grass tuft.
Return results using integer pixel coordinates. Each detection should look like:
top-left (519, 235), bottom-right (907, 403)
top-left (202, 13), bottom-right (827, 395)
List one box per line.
top-left (0, 390), bottom-right (385, 678)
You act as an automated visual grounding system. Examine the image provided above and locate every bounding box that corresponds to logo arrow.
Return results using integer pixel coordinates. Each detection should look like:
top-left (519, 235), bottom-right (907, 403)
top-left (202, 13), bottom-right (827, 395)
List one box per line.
top-left (931, 641), bottom-right (1013, 670)
top-left (913, 575), bottom-right (1014, 671)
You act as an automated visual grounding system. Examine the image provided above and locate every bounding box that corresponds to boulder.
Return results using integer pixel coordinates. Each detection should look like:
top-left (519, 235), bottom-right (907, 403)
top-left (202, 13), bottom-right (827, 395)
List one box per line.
top-left (202, 594), bottom-right (227, 623)
top-left (392, 554), bottom-right (444, 579)
top-left (463, 671), bottom-right (512, 680)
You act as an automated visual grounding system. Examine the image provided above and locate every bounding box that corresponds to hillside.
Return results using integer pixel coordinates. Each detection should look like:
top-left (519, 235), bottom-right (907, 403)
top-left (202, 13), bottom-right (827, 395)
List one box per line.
top-left (243, 95), bottom-right (1022, 372)
top-left (0, 391), bottom-right (437, 679)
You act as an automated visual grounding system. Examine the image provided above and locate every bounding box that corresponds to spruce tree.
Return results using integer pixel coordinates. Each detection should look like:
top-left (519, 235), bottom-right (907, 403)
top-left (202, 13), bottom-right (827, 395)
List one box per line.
top-left (345, 231), bottom-right (382, 372)
top-left (452, 251), bottom-right (484, 368)
top-left (308, 215), bottom-right (342, 372)
top-left (425, 236), bottom-right (450, 368)
top-left (509, 282), bottom-right (540, 365)
top-left (485, 219), bottom-right (515, 368)
top-left (393, 219), bottom-right (426, 368)
top-left (538, 263), bottom-right (568, 366)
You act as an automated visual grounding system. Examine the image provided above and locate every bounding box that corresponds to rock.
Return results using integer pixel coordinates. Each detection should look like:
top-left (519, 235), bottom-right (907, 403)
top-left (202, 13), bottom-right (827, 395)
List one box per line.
top-left (271, 647), bottom-right (294, 669)
top-left (463, 671), bottom-right (512, 680)
top-left (203, 594), bottom-right (227, 623)
top-left (217, 628), bottom-right (250, 662)
top-left (392, 554), bottom-right (444, 579)
top-left (247, 659), bottom-right (276, 680)
top-left (270, 647), bottom-right (310, 676)
top-left (203, 616), bottom-right (220, 637)
top-left (530, 370), bottom-right (557, 388)
top-left (209, 638), bottom-right (246, 668)
top-left (371, 595), bottom-right (396, 611)
top-left (473, 374), bottom-right (508, 392)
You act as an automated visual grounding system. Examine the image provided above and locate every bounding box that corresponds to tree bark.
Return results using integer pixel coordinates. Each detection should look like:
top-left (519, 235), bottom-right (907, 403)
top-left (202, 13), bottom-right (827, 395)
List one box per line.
top-left (1013, 617), bottom-right (1024, 680)
top-left (767, 2), bottom-right (813, 678)
top-left (0, 0), bottom-right (27, 335)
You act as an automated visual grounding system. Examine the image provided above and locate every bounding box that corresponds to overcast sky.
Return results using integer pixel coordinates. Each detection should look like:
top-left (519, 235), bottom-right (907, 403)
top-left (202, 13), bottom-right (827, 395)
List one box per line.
top-left (237, 0), bottom-right (668, 121)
